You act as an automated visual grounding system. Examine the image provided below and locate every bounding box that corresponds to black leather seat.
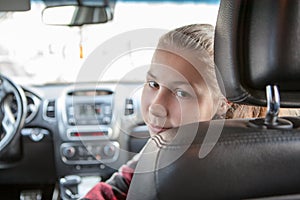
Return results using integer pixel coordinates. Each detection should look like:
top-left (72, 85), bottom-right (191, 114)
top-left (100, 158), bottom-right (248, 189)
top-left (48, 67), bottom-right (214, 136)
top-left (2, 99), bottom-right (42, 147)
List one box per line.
top-left (127, 0), bottom-right (300, 199)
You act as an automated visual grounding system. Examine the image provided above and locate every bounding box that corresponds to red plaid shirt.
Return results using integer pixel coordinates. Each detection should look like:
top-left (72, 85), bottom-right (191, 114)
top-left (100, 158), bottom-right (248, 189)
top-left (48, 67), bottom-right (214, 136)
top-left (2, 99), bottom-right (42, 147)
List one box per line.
top-left (82, 153), bottom-right (140, 200)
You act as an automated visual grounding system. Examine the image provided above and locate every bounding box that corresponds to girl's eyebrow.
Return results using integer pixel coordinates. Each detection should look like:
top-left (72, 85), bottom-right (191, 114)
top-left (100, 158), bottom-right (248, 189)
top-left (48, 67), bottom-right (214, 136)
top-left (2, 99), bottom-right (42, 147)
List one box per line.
top-left (147, 71), bottom-right (191, 86)
top-left (173, 81), bottom-right (190, 86)
top-left (146, 71), bottom-right (156, 78)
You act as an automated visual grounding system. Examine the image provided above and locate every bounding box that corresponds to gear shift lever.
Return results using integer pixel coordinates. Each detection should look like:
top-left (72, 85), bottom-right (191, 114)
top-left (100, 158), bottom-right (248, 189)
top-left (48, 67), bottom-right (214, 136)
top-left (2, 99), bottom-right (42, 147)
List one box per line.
top-left (60, 175), bottom-right (81, 200)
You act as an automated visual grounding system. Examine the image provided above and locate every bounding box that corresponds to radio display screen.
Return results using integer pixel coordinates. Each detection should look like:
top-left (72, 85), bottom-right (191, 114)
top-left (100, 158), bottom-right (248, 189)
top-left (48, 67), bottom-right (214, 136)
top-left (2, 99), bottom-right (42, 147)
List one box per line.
top-left (75, 104), bottom-right (101, 118)
top-left (68, 103), bottom-right (112, 125)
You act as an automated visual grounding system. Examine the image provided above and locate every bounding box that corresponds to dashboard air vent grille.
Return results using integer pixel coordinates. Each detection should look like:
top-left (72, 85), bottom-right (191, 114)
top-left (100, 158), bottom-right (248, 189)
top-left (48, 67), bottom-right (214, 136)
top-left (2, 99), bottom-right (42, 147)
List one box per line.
top-left (45, 100), bottom-right (56, 118)
top-left (125, 98), bottom-right (134, 115)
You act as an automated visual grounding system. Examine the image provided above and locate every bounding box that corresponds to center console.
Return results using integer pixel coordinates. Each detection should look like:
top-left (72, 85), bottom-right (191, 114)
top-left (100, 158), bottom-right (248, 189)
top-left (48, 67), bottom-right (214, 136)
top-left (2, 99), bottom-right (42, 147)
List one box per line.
top-left (56, 87), bottom-right (120, 177)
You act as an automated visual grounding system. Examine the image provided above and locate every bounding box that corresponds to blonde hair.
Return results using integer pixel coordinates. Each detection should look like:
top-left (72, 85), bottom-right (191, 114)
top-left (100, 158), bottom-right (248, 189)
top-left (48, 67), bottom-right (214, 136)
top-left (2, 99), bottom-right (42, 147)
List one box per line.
top-left (157, 24), bottom-right (214, 58)
top-left (226, 103), bottom-right (300, 119)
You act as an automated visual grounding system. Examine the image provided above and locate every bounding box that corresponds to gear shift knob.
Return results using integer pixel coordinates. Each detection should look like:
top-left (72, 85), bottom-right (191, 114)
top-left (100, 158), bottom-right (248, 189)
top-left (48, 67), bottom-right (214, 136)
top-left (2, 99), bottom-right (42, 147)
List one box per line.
top-left (60, 175), bottom-right (81, 200)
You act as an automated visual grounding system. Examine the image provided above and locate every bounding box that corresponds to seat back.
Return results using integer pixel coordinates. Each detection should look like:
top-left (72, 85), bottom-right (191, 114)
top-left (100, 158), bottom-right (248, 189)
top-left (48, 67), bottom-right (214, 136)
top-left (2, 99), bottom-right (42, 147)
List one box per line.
top-left (128, 119), bottom-right (300, 199)
top-left (127, 0), bottom-right (300, 199)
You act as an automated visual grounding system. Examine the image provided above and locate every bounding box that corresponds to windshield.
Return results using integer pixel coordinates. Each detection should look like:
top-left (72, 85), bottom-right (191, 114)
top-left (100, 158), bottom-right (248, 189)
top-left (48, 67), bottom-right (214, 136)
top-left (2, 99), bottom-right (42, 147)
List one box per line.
top-left (0, 1), bottom-right (220, 85)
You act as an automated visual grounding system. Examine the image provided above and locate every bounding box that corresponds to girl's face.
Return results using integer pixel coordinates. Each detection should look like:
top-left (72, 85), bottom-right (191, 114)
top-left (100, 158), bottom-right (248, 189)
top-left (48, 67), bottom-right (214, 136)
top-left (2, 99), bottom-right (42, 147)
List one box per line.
top-left (141, 50), bottom-right (216, 136)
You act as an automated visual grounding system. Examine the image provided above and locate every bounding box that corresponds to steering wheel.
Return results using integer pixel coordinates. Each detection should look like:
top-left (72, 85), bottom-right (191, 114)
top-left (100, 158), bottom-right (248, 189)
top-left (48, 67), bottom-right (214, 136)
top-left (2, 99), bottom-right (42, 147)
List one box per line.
top-left (0, 75), bottom-right (26, 154)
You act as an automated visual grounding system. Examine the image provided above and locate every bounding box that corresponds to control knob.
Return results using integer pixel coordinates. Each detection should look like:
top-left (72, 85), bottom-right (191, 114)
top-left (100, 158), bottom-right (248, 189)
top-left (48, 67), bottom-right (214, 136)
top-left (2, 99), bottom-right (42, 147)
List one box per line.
top-left (103, 144), bottom-right (116, 157)
top-left (62, 146), bottom-right (76, 158)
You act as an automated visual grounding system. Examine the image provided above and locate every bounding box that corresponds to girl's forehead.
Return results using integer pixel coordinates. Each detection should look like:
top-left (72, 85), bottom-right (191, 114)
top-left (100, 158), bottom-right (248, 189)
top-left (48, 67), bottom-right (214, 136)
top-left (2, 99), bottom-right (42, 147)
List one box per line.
top-left (150, 50), bottom-right (207, 85)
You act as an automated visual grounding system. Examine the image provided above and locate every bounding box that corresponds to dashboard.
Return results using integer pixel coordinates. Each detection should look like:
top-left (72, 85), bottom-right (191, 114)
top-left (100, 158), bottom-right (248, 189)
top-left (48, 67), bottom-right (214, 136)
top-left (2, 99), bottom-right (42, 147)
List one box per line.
top-left (1, 81), bottom-right (150, 197)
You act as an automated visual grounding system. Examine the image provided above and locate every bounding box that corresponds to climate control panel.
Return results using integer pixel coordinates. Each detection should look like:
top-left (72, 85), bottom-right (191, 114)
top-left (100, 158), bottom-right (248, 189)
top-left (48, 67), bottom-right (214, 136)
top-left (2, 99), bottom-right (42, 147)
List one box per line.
top-left (60, 141), bottom-right (119, 165)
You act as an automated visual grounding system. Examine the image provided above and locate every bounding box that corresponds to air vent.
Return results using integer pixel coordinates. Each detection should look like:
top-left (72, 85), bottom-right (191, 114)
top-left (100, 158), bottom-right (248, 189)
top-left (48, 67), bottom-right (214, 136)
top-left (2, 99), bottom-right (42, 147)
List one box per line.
top-left (25, 92), bottom-right (41, 123)
top-left (45, 100), bottom-right (56, 119)
top-left (125, 98), bottom-right (134, 115)
top-left (67, 89), bottom-right (113, 96)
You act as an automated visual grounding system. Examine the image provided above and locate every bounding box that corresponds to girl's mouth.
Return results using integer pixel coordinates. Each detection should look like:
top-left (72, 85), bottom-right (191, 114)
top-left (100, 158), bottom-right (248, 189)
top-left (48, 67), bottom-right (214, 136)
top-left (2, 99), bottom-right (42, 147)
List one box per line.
top-left (148, 123), bottom-right (171, 134)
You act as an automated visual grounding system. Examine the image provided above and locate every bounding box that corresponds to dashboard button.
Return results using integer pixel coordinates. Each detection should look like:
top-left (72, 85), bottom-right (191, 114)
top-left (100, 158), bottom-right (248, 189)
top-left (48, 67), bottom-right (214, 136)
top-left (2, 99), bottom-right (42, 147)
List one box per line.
top-left (62, 146), bottom-right (76, 158)
top-left (103, 144), bottom-right (115, 157)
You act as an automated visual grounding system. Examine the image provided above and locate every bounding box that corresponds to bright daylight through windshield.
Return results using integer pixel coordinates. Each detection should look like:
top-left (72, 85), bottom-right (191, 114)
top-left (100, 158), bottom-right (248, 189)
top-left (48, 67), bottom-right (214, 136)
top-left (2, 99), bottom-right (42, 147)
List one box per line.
top-left (0, 1), bottom-right (219, 85)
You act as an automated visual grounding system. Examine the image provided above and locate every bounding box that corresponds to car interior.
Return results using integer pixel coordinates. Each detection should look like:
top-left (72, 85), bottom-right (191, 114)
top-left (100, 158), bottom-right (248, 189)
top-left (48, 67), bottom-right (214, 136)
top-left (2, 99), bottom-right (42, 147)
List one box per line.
top-left (0, 0), bottom-right (152, 199)
top-left (127, 0), bottom-right (300, 199)
top-left (1, 0), bottom-right (300, 199)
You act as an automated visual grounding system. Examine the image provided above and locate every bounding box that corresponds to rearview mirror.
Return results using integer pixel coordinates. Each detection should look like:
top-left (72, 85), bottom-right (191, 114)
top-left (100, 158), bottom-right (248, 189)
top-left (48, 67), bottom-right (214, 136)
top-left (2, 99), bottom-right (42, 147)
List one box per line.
top-left (42, 5), bottom-right (113, 26)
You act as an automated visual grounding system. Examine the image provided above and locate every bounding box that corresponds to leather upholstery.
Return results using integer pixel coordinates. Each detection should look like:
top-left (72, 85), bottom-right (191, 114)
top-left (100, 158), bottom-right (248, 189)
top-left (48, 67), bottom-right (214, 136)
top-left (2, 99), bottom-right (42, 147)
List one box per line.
top-left (215, 0), bottom-right (300, 107)
top-left (127, 119), bottom-right (300, 199)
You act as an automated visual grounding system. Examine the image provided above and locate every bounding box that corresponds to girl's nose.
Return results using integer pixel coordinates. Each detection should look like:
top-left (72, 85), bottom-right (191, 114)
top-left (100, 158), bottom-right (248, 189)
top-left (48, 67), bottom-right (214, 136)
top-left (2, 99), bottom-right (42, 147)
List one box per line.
top-left (149, 103), bottom-right (167, 118)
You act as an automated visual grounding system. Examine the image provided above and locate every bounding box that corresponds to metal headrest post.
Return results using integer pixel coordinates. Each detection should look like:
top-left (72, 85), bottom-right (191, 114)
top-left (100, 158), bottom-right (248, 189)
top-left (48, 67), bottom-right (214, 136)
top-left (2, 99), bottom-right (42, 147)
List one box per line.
top-left (248, 85), bottom-right (293, 129)
top-left (264, 85), bottom-right (280, 126)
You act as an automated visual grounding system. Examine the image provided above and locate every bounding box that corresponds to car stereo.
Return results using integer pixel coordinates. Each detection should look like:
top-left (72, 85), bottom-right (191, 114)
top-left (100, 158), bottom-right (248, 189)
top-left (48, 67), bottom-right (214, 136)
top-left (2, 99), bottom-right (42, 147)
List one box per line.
top-left (65, 89), bottom-right (114, 126)
top-left (67, 103), bottom-right (112, 125)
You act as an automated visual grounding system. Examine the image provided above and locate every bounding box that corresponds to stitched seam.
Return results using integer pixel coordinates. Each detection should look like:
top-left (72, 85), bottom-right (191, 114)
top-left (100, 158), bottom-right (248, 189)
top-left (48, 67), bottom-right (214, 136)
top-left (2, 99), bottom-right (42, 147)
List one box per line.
top-left (155, 135), bottom-right (300, 149)
top-left (152, 135), bottom-right (168, 148)
top-left (218, 136), bottom-right (300, 145)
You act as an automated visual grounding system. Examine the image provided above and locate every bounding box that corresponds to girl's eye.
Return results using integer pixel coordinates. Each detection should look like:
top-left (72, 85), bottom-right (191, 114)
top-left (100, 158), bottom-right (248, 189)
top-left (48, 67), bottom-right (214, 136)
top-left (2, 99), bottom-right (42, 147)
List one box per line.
top-left (148, 81), bottom-right (160, 89)
top-left (175, 89), bottom-right (191, 98)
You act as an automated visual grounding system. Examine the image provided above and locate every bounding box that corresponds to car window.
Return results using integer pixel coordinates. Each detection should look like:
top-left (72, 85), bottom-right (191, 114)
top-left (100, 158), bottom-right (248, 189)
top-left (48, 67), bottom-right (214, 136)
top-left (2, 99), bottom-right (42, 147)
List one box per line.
top-left (0, 0), bottom-right (220, 85)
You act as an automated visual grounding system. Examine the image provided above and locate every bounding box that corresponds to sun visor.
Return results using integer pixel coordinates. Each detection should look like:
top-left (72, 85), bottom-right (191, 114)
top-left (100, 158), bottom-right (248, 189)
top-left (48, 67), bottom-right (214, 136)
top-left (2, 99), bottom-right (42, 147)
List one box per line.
top-left (0, 0), bottom-right (30, 11)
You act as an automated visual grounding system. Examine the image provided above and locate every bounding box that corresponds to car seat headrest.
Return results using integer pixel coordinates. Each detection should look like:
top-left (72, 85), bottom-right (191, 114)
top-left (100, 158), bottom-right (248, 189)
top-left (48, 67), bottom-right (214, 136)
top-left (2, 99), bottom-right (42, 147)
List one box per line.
top-left (214, 0), bottom-right (300, 108)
